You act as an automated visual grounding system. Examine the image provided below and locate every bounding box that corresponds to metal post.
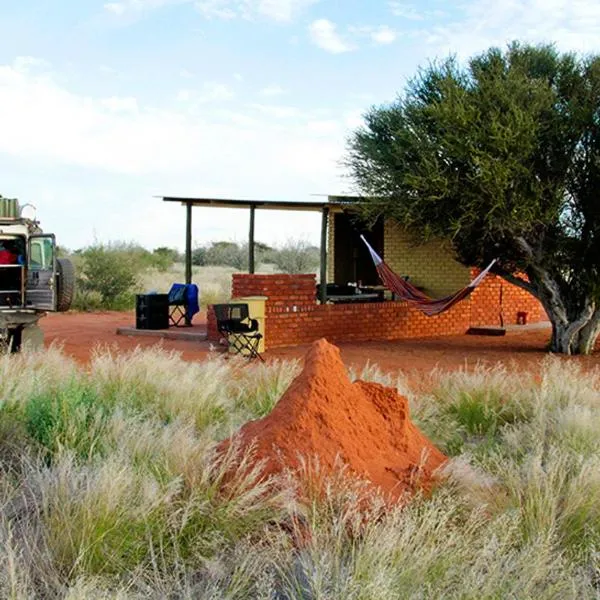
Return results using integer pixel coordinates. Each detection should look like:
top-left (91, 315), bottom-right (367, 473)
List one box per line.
top-left (184, 202), bottom-right (193, 325)
top-left (249, 204), bottom-right (256, 274)
top-left (319, 206), bottom-right (329, 304)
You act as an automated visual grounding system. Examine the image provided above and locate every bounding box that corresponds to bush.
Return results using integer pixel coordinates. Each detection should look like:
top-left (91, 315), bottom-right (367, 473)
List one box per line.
top-left (269, 239), bottom-right (320, 274)
top-left (151, 247), bottom-right (179, 272)
top-left (191, 239), bottom-right (318, 273)
top-left (74, 243), bottom-right (141, 310)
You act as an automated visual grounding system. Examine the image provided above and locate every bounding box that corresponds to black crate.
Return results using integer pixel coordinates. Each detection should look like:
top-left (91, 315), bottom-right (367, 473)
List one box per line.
top-left (136, 294), bottom-right (169, 330)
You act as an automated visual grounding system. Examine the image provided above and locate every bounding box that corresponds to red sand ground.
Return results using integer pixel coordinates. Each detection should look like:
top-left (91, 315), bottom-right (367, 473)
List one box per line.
top-left (219, 339), bottom-right (447, 501)
top-left (42, 311), bottom-right (600, 377)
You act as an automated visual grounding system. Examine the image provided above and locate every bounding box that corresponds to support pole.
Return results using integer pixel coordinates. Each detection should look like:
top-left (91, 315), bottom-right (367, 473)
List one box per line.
top-left (249, 204), bottom-right (256, 274)
top-left (185, 202), bottom-right (193, 286)
top-left (184, 202), bottom-right (193, 325)
top-left (319, 206), bottom-right (329, 304)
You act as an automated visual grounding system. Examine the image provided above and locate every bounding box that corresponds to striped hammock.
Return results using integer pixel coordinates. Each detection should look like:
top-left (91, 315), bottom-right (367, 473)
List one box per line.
top-left (360, 235), bottom-right (496, 316)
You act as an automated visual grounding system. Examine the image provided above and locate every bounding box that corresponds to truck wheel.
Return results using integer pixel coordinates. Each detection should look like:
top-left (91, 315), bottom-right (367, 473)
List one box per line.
top-left (56, 258), bottom-right (75, 312)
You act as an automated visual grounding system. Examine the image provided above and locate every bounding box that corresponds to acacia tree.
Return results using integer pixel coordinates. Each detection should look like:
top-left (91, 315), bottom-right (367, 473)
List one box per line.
top-left (346, 43), bottom-right (600, 355)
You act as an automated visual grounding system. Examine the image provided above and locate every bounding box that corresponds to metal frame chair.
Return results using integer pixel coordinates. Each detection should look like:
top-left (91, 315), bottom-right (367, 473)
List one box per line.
top-left (168, 283), bottom-right (199, 327)
top-left (213, 303), bottom-right (264, 361)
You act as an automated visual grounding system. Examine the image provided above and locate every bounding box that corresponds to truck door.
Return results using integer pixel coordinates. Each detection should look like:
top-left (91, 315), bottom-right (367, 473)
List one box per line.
top-left (26, 234), bottom-right (57, 310)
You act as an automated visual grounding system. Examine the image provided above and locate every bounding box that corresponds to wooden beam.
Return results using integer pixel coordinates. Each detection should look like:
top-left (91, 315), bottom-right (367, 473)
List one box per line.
top-left (319, 206), bottom-right (329, 304)
top-left (185, 202), bottom-right (192, 286)
top-left (249, 204), bottom-right (256, 274)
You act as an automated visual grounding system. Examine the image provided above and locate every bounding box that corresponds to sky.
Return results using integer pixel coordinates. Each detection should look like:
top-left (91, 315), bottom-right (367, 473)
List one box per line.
top-left (1, 0), bottom-right (600, 251)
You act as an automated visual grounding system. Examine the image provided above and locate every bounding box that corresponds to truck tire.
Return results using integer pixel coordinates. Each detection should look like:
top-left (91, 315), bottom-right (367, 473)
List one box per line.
top-left (56, 258), bottom-right (75, 312)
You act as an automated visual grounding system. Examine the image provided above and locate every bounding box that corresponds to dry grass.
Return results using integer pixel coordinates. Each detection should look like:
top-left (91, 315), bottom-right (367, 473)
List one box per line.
top-left (0, 347), bottom-right (599, 598)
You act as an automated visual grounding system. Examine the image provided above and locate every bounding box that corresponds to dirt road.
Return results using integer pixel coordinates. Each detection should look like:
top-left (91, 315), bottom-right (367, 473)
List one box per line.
top-left (41, 312), bottom-right (600, 377)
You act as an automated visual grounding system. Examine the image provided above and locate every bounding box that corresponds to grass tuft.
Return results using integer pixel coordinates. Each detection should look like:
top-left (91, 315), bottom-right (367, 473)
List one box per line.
top-left (0, 348), bottom-right (600, 597)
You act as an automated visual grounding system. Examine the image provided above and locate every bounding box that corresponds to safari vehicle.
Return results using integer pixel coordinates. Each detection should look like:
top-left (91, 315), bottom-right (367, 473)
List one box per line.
top-left (0, 196), bottom-right (74, 351)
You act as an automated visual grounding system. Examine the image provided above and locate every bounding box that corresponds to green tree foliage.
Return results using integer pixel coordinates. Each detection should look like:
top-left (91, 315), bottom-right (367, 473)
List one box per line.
top-left (346, 43), bottom-right (600, 355)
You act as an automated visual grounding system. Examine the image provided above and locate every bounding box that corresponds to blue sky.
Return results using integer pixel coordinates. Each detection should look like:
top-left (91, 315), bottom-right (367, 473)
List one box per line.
top-left (1, 0), bottom-right (599, 251)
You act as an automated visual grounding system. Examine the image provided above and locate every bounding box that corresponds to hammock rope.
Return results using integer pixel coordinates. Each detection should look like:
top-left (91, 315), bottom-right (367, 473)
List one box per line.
top-left (360, 235), bottom-right (497, 316)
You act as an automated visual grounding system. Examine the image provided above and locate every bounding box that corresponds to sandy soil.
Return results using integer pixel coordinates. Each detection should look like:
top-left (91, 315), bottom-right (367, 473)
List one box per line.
top-left (41, 311), bottom-right (600, 377)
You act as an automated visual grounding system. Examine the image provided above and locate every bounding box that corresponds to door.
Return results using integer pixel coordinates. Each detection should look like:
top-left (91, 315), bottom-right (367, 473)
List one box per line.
top-left (26, 234), bottom-right (57, 310)
top-left (334, 213), bottom-right (384, 286)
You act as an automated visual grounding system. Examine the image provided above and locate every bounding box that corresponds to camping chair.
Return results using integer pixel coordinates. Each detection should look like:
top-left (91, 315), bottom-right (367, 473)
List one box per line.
top-left (168, 283), bottom-right (200, 327)
top-left (213, 303), bottom-right (264, 361)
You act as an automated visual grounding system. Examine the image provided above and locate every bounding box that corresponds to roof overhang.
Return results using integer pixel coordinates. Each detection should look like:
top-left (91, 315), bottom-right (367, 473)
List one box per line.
top-left (160, 195), bottom-right (363, 213)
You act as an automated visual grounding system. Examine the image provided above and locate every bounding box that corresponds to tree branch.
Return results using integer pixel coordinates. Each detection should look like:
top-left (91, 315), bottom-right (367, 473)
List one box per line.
top-left (515, 236), bottom-right (534, 259)
top-left (494, 268), bottom-right (536, 296)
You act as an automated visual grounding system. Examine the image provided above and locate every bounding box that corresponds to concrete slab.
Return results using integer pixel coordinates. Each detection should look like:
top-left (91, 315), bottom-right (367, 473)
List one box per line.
top-left (116, 325), bottom-right (207, 342)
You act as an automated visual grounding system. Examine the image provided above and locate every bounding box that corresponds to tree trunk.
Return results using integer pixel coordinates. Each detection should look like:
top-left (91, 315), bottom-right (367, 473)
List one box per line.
top-left (574, 310), bottom-right (600, 355)
top-left (545, 304), bottom-right (598, 355)
top-left (499, 255), bottom-right (599, 355)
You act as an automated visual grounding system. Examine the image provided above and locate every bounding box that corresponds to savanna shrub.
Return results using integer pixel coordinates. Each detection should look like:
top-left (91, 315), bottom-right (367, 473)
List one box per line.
top-left (74, 243), bottom-right (141, 310)
top-left (269, 239), bottom-right (319, 274)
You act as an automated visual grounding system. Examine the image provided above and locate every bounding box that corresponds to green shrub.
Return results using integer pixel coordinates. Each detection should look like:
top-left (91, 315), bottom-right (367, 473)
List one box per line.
top-left (268, 238), bottom-right (320, 274)
top-left (24, 383), bottom-right (109, 460)
top-left (74, 243), bottom-right (141, 310)
top-left (151, 247), bottom-right (179, 272)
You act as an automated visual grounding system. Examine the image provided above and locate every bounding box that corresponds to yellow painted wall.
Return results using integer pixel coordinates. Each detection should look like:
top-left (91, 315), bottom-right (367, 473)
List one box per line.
top-left (383, 220), bottom-right (470, 297)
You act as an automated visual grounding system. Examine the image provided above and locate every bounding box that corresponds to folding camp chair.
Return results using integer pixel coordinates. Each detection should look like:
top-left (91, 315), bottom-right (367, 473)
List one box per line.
top-left (213, 303), bottom-right (264, 361)
top-left (168, 283), bottom-right (200, 327)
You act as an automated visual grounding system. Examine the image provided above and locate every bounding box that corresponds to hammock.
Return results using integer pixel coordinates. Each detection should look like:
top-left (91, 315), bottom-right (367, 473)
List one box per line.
top-left (360, 235), bottom-right (496, 316)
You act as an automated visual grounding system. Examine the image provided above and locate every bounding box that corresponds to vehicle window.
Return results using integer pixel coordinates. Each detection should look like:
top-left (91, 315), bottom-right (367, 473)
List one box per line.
top-left (29, 237), bottom-right (54, 269)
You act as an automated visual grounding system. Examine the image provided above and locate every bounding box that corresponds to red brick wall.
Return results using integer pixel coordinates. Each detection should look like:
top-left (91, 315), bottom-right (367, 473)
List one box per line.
top-left (232, 274), bottom-right (316, 307)
top-left (469, 270), bottom-right (545, 327)
top-left (207, 307), bottom-right (219, 341)
top-left (265, 301), bottom-right (471, 347)
top-left (207, 272), bottom-right (547, 349)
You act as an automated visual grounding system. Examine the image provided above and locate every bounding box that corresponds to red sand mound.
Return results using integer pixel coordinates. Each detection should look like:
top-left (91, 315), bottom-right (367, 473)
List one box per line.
top-left (222, 338), bottom-right (447, 501)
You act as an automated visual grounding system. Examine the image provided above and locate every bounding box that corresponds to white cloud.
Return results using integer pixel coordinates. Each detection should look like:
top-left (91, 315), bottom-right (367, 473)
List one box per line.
top-left (13, 56), bottom-right (50, 72)
top-left (259, 83), bottom-right (286, 96)
top-left (99, 65), bottom-right (119, 75)
top-left (104, 0), bottom-right (319, 21)
top-left (0, 59), bottom-right (356, 248)
top-left (371, 25), bottom-right (397, 45)
top-left (101, 96), bottom-right (139, 112)
top-left (194, 0), bottom-right (237, 19)
top-left (179, 68), bottom-right (194, 78)
top-left (104, 2), bottom-right (127, 15)
top-left (250, 103), bottom-right (300, 118)
top-left (389, 1), bottom-right (426, 21)
top-left (104, 0), bottom-right (189, 15)
top-left (177, 82), bottom-right (235, 103)
top-left (309, 19), bottom-right (354, 54)
top-left (401, 0), bottom-right (600, 58)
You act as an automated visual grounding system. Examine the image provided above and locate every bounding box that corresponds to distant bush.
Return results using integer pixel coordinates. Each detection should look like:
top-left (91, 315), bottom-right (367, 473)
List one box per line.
top-left (151, 247), bottom-right (180, 272)
top-left (73, 243), bottom-right (142, 310)
top-left (268, 239), bottom-right (320, 274)
top-left (191, 239), bottom-right (317, 273)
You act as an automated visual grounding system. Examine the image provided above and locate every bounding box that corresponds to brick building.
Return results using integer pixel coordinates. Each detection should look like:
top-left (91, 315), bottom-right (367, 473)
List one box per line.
top-left (161, 194), bottom-right (547, 350)
top-left (327, 199), bottom-right (471, 298)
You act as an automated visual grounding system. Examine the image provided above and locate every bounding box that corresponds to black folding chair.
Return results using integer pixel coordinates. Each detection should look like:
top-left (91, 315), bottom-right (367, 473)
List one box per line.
top-left (213, 303), bottom-right (264, 361)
